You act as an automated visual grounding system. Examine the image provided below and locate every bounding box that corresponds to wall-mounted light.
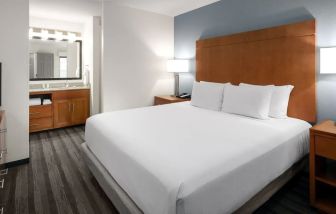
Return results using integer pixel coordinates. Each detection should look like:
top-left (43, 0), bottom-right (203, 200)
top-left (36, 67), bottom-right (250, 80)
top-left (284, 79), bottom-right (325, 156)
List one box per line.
top-left (29, 27), bottom-right (82, 42)
top-left (40, 30), bottom-right (49, 41)
top-left (321, 47), bottom-right (336, 74)
top-left (167, 59), bottom-right (189, 96)
top-left (67, 32), bottom-right (77, 43)
top-left (52, 31), bottom-right (63, 41)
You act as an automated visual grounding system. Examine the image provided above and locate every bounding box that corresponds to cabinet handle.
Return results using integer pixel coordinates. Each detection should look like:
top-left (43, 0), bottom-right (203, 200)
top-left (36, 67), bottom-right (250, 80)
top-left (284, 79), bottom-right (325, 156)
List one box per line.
top-left (0, 169), bottom-right (8, 176)
top-left (0, 178), bottom-right (4, 189)
top-left (72, 103), bottom-right (75, 113)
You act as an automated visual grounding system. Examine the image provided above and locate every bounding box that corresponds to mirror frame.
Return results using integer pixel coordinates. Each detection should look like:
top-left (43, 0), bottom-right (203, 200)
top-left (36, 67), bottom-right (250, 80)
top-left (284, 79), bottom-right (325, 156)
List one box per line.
top-left (29, 40), bottom-right (82, 81)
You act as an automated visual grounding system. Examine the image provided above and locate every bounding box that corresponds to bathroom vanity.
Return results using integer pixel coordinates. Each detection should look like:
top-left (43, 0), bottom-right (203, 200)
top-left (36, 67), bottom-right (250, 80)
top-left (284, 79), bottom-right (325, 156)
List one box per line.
top-left (29, 87), bottom-right (90, 133)
top-left (28, 28), bottom-right (90, 133)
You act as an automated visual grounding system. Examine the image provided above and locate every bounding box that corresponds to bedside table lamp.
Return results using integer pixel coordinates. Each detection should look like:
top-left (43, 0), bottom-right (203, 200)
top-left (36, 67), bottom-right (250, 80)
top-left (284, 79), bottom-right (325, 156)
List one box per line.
top-left (320, 47), bottom-right (336, 74)
top-left (320, 47), bottom-right (336, 126)
top-left (167, 59), bottom-right (189, 96)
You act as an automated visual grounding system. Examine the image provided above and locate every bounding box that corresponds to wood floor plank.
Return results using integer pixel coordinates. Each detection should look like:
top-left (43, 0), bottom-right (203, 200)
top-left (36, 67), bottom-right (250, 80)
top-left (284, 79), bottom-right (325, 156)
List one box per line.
top-left (30, 136), bottom-right (53, 214)
top-left (56, 128), bottom-right (117, 213)
top-left (14, 164), bottom-right (29, 214)
top-left (39, 132), bottom-right (75, 214)
top-left (36, 133), bottom-right (59, 214)
top-left (47, 130), bottom-right (96, 214)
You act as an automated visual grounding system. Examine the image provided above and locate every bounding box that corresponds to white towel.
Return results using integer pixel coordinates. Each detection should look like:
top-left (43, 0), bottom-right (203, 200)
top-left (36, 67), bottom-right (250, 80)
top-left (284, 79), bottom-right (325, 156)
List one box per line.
top-left (29, 98), bottom-right (41, 106)
top-left (43, 99), bottom-right (52, 105)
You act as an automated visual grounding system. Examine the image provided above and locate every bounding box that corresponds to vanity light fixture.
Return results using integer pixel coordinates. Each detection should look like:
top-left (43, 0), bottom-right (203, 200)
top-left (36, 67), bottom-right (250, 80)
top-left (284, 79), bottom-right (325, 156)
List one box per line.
top-left (41, 30), bottom-right (49, 41)
top-left (67, 32), bottom-right (77, 43)
top-left (55, 31), bottom-right (64, 41)
top-left (29, 27), bottom-right (82, 42)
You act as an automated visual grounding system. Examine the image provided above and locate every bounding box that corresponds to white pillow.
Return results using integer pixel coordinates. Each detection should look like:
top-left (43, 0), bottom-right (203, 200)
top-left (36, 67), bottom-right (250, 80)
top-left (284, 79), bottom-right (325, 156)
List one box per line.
top-left (200, 81), bottom-right (227, 87)
top-left (222, 84), bottom-right (273, 119)
top-left (240, 83), bottom-right (294, 119)
top-left (191, 81), bottom-right (227, 111)
top-left (269, 85), bottom-right (294, 118)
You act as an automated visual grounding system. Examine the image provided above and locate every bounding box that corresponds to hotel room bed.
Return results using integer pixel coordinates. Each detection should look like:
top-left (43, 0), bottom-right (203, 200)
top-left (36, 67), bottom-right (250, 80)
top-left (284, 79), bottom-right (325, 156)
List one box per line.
top-left (82, 20), bottom-right (316, 214)
top-left (83, 102), bottom-right (311, 214)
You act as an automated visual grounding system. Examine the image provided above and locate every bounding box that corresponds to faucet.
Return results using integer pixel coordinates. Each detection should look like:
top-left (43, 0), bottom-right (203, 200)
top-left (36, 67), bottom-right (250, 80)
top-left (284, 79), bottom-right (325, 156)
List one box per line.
top-left (65, 80), bottom-right (69, 88)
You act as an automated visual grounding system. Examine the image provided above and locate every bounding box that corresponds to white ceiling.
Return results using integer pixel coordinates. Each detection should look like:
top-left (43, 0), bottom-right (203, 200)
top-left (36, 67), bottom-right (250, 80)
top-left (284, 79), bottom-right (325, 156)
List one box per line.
top-left (29, 0), bottom-right (102, 23)
top-left (112, 0), bottom-right (220, 16)
top-left (29, 0), bottom-right (220, 22)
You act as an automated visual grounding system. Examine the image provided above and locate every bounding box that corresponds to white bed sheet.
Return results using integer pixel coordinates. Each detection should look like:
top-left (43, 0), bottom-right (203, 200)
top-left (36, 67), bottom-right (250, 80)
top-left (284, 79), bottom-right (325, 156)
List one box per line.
top-left (85, 102), bottom-right (311, 214)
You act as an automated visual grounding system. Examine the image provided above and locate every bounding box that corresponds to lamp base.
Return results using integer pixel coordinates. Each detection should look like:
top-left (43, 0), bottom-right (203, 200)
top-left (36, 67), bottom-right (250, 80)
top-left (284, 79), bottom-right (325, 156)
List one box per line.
top-left (174, 73), bottom-right (180, 96)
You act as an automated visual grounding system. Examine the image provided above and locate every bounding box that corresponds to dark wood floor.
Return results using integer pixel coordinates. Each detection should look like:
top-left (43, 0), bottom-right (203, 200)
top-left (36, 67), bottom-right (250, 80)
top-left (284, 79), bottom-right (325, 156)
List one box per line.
top-left (0, 126), bottom-right (317, 214)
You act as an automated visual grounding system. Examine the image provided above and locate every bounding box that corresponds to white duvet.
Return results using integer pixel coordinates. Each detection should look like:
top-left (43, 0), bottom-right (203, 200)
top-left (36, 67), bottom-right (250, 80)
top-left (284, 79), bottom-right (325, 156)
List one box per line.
top-left (85, 102), bottom-right (311, 214)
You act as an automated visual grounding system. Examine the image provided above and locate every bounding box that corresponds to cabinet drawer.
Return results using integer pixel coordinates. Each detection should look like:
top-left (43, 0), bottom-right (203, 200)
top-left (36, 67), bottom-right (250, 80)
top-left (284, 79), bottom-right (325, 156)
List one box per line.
top-left (29, 105), bottom-right (52, 119)
top-left (52, 89), bottom-right (90, 100)
top-left (29, 117), bottom-right (53, 132)
top-left (315, 135), bottom-right (336, 160)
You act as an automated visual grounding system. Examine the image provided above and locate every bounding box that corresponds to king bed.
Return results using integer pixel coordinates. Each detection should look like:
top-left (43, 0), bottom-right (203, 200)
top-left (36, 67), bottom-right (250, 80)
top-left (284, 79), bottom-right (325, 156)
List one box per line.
top-left (82, 20), bottom-right (316, 214)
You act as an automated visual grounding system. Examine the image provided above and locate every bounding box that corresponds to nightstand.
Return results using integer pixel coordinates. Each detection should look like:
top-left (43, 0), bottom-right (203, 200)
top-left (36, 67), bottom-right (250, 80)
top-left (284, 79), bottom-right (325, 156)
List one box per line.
top-left (310, 120), bottom-right (336, 213)
top-left (154, 95), bottom-right (190, 106)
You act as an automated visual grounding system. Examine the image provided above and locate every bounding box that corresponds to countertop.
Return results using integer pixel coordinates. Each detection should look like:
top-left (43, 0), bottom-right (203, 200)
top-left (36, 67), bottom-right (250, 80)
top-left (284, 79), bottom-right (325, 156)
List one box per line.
top-left (29, 86), bottom-right (90, 93)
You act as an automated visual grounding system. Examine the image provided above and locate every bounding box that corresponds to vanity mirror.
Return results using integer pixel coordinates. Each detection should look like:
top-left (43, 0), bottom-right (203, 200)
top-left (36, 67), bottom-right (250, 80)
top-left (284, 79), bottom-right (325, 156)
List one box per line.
top-left (29, 29), bottom-right (82, 81)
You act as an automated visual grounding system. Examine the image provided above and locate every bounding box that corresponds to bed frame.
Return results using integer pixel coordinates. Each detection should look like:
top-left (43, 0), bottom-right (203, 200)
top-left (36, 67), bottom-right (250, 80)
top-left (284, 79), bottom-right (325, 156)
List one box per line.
top-left (82, 20), bottom-right (316, 213)
top-left (196, 19), bottom-right (316, 122)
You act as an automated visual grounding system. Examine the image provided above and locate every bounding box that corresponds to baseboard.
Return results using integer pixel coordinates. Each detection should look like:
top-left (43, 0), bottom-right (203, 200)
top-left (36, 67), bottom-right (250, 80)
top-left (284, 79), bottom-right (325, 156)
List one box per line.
top-left (5, 158), bottom-right (29, 168)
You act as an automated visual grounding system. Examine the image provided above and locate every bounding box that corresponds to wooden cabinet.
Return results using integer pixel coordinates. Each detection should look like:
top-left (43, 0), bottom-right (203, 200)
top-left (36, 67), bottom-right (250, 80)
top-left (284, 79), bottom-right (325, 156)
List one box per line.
top-left (29, 104), bottom-right (53, 132)
top-left (154, 95), bottom-right (190, 105)
top-left (53, 97), bottom-right (89, 128)
top-left (71, 98), bottom-right (89, 125)
top-left (30, 89), bottom-right (90, 132)
top-left (310, 120), bottom-right (336, 213)
top-left (53, 99), bottom-right (72, 128)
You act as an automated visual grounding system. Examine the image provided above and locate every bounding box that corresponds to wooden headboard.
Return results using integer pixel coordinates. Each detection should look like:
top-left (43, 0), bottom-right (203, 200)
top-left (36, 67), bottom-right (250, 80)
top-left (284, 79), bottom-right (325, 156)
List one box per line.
top-left (196, 20), bottom-right (316, 122)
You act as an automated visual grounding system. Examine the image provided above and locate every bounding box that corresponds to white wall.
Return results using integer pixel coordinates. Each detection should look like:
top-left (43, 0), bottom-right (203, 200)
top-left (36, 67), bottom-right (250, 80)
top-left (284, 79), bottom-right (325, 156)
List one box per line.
top-left (83, 16), bottom-right (102, 115)
top-left (102, 2), bottom-right (174, 112)
top-left (0, 0), bottom-right (29, 163)
top-left (92, 16), bottom-right (102, 114)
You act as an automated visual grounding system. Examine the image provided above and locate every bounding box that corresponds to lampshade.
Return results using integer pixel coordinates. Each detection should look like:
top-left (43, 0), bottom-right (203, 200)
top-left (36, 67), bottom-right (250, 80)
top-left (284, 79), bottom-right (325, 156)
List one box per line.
top-left (167, 59), bottom-right (189, 73)
top-left (320, 47), bottom-right (336, 74)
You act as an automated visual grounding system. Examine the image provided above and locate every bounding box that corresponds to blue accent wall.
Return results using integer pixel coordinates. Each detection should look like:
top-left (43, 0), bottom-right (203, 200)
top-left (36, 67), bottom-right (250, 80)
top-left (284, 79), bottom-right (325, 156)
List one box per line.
top-left (174, 0), bottom-right (336, 122)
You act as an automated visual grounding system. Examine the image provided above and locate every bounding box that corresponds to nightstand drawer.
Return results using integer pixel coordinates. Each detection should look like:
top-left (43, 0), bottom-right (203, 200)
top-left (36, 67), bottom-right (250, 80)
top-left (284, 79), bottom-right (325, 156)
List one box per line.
top-left (154, 97), bottom-right (170, 105)
top-left (315, 135), bottom-right (336, 160)
top-left (154, 95), bottom-right (190, 106)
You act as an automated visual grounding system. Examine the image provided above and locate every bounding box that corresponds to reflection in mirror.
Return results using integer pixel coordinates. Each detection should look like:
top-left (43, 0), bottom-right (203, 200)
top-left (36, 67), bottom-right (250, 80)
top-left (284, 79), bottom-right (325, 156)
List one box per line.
top-left (29, 39), bottom-right (82, 80)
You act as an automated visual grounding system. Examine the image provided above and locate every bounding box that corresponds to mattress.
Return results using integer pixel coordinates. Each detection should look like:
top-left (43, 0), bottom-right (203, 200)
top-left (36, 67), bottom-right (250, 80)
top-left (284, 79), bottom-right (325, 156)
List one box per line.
top-left (85, 102), bottom-right (311, 214)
